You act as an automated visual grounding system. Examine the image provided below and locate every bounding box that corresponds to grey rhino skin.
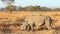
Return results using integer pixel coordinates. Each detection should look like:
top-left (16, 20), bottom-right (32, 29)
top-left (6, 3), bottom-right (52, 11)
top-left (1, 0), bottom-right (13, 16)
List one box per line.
top-left (22, 15), bottom-right (53, 31)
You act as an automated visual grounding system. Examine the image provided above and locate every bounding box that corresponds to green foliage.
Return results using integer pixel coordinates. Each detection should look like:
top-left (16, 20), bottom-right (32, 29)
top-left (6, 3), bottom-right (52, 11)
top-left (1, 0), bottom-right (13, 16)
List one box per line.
top-left (54, 8), bottom-right (60, 11)
top-left (1, 0), bottom-right (60, 11)
top-left (1, 0), bottom-right (14, 5)
top-left (34, 6), bottom-right (41, 11)
top-left (1, 0), bottom-right (15, 12)
top-left (6, 5), bottom-right (12, 11)
top-left (24, 6), bottom-right (41, 11)
top-left (6, 5), bottom-right (16, 11)
top-left (5, 5), bottom-right (52, 11)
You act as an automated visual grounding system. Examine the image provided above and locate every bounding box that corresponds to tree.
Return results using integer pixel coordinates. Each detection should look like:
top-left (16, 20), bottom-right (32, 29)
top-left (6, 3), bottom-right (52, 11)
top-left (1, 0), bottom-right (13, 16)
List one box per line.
top-left (18, 7), bottom-right (24, 11)
top-left (6, 5), bottom-right (17, 11)
top-left (25, 6), bottom-right (35, 11)
top-left (54, 8), bottom-right (60, 11)
top-left (1, 0), bottom-right (14, 5)
top-left (1, 0), bottom-right (15, 12)
top-left (41, 7), bottom-right (50, 11)
top-left (25, 6), bottom-right (41, 11)
top-left (34, 6), bottom-right (41, 11)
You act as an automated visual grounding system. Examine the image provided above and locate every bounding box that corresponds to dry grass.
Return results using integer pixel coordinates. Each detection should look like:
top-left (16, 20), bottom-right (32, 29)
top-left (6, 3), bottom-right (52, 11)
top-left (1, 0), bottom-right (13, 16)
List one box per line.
top-left (0, 11), bottom-right (60, 34)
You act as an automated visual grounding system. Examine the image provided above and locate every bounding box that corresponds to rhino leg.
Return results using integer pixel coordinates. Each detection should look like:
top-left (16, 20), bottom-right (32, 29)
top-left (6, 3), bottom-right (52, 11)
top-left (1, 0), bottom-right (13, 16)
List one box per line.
top-left (30, 24), bottom-right (34, 31)
top-left (21, 24), bottom-right (26, 31)
top-left (26, 24), bottom-right (31, 31)
top-left (21, 22), bottom-right (28, 31)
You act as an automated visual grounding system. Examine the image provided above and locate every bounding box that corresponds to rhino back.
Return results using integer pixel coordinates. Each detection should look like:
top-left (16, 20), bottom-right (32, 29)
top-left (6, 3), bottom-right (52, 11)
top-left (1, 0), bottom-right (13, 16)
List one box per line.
top-left (25, 15), bottom-right (46, 26)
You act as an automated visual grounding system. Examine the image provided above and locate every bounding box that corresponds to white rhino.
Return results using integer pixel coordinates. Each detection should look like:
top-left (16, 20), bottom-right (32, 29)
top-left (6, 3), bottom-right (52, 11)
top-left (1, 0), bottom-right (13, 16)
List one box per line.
top-left (21, 15), bottom-right (53, 31)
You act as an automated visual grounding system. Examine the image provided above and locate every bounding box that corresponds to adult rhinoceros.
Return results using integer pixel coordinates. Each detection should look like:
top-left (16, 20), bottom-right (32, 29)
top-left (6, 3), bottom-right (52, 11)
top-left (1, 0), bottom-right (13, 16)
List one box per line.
top-left (21, 15), bottom-right (53, 31)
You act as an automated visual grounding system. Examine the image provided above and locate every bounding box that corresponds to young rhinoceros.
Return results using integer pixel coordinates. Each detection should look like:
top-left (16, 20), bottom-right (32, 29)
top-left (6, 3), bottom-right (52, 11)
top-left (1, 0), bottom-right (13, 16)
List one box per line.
top-left (21, 15), bottom-right (53, 31)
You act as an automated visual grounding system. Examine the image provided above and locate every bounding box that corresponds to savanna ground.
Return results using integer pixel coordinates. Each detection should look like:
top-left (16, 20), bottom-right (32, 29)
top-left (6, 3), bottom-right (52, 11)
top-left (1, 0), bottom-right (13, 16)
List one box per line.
top-left (0, 11), bottom-right (60, 34)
